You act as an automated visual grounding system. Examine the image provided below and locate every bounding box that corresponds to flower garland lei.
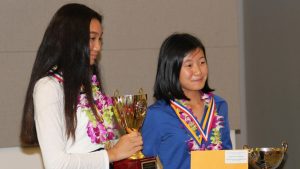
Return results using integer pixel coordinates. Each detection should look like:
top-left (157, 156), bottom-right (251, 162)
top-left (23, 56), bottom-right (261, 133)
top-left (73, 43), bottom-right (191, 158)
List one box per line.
top-left (77, 75), bottom-right (117, 144)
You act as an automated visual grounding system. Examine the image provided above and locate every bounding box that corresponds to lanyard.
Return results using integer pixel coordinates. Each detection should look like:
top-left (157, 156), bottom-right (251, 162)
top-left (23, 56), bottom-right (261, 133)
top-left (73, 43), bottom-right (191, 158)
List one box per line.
top-left (170, 98), bottom-right (215, 146)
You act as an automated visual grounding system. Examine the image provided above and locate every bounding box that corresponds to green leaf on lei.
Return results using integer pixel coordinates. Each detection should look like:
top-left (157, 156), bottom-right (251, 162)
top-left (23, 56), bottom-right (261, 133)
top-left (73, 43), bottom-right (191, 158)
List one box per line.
top-left (102, 107), bottom-right (114, 124)
top-left (210, 128), bottom-right (221, 144)
top-left (84, 109), bottom-right (97, 127)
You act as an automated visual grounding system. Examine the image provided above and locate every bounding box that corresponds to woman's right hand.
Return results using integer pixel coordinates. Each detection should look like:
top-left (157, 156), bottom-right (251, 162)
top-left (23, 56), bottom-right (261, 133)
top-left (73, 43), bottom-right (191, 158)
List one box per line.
top-left (107, 131), bottom-right (143, 162)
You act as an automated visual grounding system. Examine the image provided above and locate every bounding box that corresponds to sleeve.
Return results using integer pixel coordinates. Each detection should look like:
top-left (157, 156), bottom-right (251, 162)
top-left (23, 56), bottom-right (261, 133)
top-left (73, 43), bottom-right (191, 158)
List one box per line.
top-left (33, 78), bottom-right (110, 169)
top-left (141, 106), bottom-right (161, 157)
top-left (217, 99), bottom-right (233, 150)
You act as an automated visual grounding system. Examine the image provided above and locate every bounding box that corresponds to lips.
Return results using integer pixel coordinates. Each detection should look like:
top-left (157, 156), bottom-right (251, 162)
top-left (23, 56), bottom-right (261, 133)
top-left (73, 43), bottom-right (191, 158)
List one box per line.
top-left (90, 53), bottom-right (98, 59)
top-left (191, 76), bottom-right (203, 81)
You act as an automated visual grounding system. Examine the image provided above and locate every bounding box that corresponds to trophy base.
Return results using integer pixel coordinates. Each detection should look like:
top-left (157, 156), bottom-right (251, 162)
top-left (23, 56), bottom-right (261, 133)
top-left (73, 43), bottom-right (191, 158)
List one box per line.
top-left (113, 157), bottom-right (157, 169)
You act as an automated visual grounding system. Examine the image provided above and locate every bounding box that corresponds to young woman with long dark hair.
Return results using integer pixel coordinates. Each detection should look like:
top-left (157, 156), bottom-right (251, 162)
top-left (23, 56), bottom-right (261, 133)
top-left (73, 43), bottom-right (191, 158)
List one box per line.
top-left (20, 3), bottom-right (142, 169)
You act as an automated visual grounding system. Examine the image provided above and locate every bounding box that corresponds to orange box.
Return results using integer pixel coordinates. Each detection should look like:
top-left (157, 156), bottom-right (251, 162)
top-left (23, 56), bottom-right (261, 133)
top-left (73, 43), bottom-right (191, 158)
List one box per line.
top-left (191, 150), bottom-right (248, 169)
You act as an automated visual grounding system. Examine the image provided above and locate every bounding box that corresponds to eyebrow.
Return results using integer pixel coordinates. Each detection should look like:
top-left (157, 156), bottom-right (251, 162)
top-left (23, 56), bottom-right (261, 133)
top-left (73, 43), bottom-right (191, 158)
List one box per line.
top-left (183, 56), bottom-right (205, 65)
top-left (90, 31), bottom-right (99, 35)
top-left (90, 31), bottom-right (103, 36)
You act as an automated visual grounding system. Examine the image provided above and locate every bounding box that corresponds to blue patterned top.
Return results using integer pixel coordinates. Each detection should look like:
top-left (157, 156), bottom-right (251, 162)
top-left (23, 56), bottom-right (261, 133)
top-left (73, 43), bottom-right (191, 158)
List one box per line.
top-left (141, 94), bottom-right (232, 169)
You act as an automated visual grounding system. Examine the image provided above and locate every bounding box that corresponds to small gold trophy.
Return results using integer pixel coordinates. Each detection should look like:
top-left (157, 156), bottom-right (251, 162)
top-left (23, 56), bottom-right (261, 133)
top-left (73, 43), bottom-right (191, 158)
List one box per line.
top-left (243, 141), bottom-right (288, 169)
top-left (112, 89), bottom-right (157, 169)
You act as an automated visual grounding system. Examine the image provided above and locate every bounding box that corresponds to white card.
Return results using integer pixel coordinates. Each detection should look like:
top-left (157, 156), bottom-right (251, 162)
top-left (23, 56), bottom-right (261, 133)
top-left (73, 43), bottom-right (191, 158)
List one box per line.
top-left (225, 150), bottom-right (248, 164)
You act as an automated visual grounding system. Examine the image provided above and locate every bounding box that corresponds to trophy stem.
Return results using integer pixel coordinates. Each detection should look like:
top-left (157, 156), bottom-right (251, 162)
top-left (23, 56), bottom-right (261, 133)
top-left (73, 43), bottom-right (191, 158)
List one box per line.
top-left (128, 150), bottom-right (145, 160)
top-left (124, 127), bottom-right (145, 159)
top-left (126, 127), bottom-right (138, 133)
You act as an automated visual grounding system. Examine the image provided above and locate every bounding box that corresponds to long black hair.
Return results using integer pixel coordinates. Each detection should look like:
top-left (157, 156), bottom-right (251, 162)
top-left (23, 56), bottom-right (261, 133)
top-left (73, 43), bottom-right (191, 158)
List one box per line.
top-left (21, 3), bottom-right (103, 145)
top-left (153, 33), bottom-right (214, 103)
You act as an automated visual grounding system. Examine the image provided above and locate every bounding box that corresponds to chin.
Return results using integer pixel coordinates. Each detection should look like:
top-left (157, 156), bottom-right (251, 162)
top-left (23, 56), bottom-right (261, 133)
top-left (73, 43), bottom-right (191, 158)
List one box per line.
top-left (90, 59), bottom-right (97, 65)
top-left (192, 83), bottom-right (205, 90)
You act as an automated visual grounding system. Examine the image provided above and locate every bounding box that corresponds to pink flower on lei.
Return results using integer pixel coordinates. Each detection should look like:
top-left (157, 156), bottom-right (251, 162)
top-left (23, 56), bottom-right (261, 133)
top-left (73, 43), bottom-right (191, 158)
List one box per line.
top-left (78, 75), bottom-right (116, 144)
top-left (186, 138), bottom-right (200, 151)
top-left (87, 121), bottom-right (108, 144)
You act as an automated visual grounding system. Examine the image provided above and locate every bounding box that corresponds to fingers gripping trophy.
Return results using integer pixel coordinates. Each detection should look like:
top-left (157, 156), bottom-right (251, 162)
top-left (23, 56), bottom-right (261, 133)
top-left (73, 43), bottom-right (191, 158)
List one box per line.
top-left (112, 89), bottom-right (157, 169)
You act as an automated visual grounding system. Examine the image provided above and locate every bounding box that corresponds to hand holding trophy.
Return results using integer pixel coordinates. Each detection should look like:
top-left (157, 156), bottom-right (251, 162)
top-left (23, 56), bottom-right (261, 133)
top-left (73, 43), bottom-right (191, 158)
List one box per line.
top-left (244, 141), bottom-right (288, 169)
top-left (112, 89), bottom-right (157, 169)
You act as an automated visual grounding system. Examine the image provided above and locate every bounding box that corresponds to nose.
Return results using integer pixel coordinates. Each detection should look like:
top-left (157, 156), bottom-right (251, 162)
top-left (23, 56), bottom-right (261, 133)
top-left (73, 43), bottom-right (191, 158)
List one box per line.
top-left (93, 40), bottom-right (101, 52)
top-left (194, 64), bottom-right (202, 75)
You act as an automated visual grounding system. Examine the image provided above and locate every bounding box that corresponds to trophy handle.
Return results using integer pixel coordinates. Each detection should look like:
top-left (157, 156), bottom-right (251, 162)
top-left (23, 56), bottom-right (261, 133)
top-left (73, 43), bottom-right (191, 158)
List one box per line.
top-left (243, 145), bottom-right (250, 149)
top-left (138, 88), bottom-right (144, 94)
top-left (137, 88), bottom-right (147, 101)
top-left (243, 145), bottom-right (259, 161)
top-left (281, 141), bottom-right (288, 153)
top-left (114, 90), bottom-right (120, 97)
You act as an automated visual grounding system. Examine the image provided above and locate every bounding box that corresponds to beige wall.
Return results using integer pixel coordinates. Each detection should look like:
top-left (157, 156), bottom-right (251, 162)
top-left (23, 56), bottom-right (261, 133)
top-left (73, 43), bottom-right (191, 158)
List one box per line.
top-left (0, 0), bottom-right (242, 147)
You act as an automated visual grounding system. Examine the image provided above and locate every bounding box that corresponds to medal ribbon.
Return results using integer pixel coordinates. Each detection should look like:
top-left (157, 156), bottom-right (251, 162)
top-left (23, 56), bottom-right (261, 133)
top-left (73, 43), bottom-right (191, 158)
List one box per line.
top-left (49, 69), bottom-right (63, 83)
top-left (170, 97), bottom-right (215, 146)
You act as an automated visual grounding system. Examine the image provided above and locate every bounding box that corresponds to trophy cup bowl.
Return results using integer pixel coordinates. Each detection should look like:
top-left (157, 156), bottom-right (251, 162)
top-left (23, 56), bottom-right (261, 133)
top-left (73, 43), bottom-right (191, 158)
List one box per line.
top-left (243, 141), bottom-right (288, 169)
top-left (112, 89), bottom-right (157, 169)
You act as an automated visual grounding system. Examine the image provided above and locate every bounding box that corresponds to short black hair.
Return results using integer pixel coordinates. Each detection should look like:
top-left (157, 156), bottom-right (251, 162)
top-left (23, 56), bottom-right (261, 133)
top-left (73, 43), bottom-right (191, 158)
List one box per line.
top-left (153, 33), bottom-right (214, 103)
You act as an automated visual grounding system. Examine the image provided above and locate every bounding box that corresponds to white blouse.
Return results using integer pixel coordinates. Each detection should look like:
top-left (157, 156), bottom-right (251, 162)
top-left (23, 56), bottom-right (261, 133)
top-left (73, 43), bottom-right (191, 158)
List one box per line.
top-left (33, 76), bottom-right (110, 169)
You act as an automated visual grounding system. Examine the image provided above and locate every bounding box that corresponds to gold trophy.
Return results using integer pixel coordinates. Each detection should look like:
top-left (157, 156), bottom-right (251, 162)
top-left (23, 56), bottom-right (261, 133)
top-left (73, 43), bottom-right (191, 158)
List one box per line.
top-left (112, 89), bottom-right (157, 169)
top-left (243, 141), bottom-right (288, 169)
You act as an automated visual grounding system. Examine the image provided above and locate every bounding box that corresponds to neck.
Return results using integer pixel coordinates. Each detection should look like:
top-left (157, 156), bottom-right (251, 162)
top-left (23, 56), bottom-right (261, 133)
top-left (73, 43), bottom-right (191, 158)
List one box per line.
top-left (183, 90), bottom-right (204, 120)
top-left (184, 90), bottom-right (202, 105)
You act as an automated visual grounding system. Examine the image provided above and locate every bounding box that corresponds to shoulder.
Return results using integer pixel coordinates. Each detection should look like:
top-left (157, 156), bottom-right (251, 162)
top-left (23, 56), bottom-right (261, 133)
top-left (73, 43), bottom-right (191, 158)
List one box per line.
top-left (148, 100), bottom-right (169, 109)
top-left (148, 100), bottom-right (172, 113)
top-left (146, 100), bottom-right (174, 118)
top-left (34, 76), bottom-right (62, 93)
top-left (33, 77), bottom-right (64, 121)
top-left (211, 94), bottom-right (229, 116)
top-left (33, 76), bottom-right (63, 103)
top-left (212, 94), bottom-right (227, 105)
